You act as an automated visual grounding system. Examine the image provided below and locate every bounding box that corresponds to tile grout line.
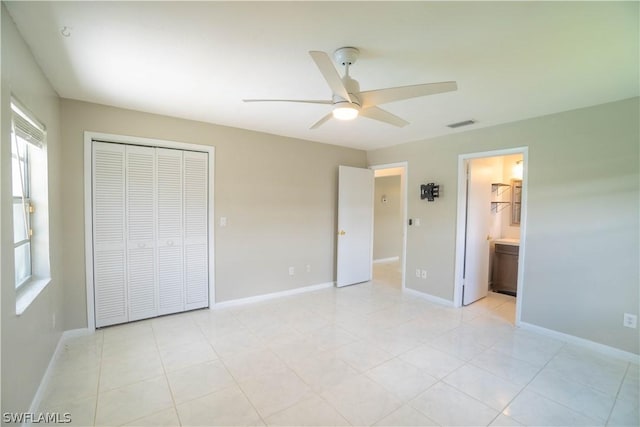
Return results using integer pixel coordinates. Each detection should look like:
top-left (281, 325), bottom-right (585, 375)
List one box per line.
top-left (203, 313), bottom-right (271, 426)
top-left (150, 319), bottom-right (183, 427)
top-left (93, 331), bottom-right (105, 427)
top-left (604, 361), bottom-right (631, 426)
top-left (482, 340), bottom-right (594, 427)
top-left (410, 326), bottom-right (564, 426)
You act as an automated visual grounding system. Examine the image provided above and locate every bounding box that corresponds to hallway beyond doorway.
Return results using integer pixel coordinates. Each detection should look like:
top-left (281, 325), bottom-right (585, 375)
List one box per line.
top-left (373, 259), bottom-right (402, 289)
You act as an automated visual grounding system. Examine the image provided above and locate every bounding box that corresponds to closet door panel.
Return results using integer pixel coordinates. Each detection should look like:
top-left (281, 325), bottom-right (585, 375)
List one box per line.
top-left (126, 145), bottom-right (157, 321)
top-left (185, 244), bottom-right (208, 307)
top-left (93, 142), bottom-right (128, 327)
top-left (183, 151), bottom-right (209, 309)
top-left (127, 246), bottom-right (156, 320)
top-left (156, 148), bottom-right (184, 315)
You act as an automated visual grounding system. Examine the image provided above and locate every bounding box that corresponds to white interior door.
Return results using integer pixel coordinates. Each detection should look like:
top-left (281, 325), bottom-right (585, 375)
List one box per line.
top-left (463, 158), bottom-right (495, 305)
top-left (337, 165), bottom-right (374, 287)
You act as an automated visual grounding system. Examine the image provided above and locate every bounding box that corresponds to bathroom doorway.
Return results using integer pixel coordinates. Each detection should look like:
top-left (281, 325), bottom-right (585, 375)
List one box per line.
top-left (453, 148), bottom-right (527, 325)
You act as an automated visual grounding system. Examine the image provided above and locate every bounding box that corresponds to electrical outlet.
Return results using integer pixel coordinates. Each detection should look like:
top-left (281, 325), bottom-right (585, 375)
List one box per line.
top-left (421, 270), bottom-right (427, 279)
top-left (415, 218), bottom-right (421, 227)
top-left (219, 217), bottom-right (227, 227)
top-left (415, 268), bottom-right (421, 278)
top-left (623, 313), bottom-right (637, 329)
top-left (306, 264), bottom-right (311, 273)
top-left (288, 267), bottom-right (295, 276)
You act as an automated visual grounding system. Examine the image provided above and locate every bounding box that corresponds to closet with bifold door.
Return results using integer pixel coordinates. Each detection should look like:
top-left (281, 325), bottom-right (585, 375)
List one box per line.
top-left (91, 141), bottom-right (209, 328)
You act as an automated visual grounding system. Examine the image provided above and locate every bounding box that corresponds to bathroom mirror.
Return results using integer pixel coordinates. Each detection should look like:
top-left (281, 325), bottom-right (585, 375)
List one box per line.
top-left (511, 179), bottom-right (522, 225)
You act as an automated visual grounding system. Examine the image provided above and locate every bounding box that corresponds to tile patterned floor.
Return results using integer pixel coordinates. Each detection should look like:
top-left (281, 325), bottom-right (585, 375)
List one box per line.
top-left (37, 262), bottom-right (638, 426)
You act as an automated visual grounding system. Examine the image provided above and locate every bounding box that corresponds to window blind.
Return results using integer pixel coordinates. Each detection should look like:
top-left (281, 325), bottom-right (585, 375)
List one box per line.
top-left (11, 100), bottom-right (45, 149)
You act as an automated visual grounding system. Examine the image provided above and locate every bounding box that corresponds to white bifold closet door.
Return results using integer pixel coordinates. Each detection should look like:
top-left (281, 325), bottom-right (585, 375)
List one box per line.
top-left (183, 151), bottom-right (209, 311)
top-left (126, 145), bottom-right (157, 322)
top-left (92, 142), bottom-right (209, 328)
top-left (93, 142), bottom-right (128, 327)
top-left (156, 148), bottom-right (185, 315)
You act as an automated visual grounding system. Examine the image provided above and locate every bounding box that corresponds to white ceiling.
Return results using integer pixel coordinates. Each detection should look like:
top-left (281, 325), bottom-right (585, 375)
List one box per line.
top-left (5, 1), bottom-right (638, 151)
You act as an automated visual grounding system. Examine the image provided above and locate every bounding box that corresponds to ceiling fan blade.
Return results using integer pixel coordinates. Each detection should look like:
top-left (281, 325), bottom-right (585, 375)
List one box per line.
top-left (360, 106), bottom-right (409, 127)
top-left (243, 99), bottom-right (332, 105)
top-left (310, 112), bottom-right (333, 130)
top-left (309, 51), bottom-right (352, 103)
top-left (360, 81), bottom-right (457, 107)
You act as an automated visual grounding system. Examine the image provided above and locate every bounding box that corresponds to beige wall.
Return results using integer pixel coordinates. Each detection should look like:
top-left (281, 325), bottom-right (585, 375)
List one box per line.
top-left (60, 99), bottom-right (366, 330)
top-left (368, 98), bottom-right (639, 354)
top-left (373, 175), bottom-right (402, 260)
top-left (1, 5), bottom-right (64, 416)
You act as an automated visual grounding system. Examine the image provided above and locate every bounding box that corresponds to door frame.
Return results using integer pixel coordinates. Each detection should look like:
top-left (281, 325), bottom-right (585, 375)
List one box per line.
top-left (453, 148), bottom-right (528, 325)
top-left (83, 131), bottom-right (215, 331)
top-left (369, 162), bottom-right (408, 290)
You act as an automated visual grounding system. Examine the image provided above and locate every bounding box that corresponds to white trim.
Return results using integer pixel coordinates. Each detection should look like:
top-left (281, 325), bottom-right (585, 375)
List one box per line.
top-left (26, 329), bottom-right (93, 426)
top-left (83, 131), bottom-right (215, 331)
top-left (403, 287), bottom-right (455, 307)
top-left (15, 277), bottom-right (51, 316)
top-left (373, 256), bottom-right (400, 264)
top-left (453, 147), bottom-right (528, 327)
top-left (370, 161), bottom-right (408, 290)
top-left (61, 328), bottom-right (93, 339)
top-left (519, 321), bottom-right (639, 364)
top-left (86, 131), bottom-right (211, 153)
top-left (83, 139), bottom-right (94, 330)
top-left (213, 282), bottom-right (334, 309)
top-left (25, 335), bottom-right (64, 426)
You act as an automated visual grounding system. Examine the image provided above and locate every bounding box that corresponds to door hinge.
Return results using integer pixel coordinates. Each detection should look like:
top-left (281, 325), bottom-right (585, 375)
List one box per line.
top-left (28, 204), bottom-right (35, 214)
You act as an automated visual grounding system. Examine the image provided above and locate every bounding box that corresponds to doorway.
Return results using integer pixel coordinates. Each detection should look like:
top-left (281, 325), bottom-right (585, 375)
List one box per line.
top-left (370, 163), bottom-right (407, 290)
top-left (453, 148), bottom-right (527, 325)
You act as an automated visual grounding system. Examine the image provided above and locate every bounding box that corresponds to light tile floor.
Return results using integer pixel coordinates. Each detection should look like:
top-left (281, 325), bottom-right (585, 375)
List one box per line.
top-left (37, 262), bottom-right (638, 426)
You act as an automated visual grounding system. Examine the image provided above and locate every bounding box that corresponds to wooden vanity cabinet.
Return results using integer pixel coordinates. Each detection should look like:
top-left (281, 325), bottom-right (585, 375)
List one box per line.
top-left (492, 243), bottom-right (519, 296)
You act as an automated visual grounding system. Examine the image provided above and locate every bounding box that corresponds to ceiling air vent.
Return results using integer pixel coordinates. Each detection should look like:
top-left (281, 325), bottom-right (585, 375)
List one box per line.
top-left (447, 119), bottom-right (476, 129)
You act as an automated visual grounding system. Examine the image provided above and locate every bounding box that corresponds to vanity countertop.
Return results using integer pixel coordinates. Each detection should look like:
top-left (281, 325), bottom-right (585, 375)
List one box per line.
top-left (493, 238), bottom-right (520, 246)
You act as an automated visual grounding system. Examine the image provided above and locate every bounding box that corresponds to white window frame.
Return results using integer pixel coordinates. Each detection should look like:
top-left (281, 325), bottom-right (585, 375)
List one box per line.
top-left (10, 97), bottom-right (51, 315)
top-left (11, 128), bottom-right (33, 288)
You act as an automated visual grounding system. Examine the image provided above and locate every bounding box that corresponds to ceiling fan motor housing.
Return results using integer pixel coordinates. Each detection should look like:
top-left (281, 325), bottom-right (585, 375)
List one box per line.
top-left (334, 47), bottom-right (360, 66)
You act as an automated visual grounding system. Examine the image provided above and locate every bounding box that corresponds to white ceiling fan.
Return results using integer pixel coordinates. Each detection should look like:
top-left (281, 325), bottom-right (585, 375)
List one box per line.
top-left (243, 47), bottom-right (458, 129)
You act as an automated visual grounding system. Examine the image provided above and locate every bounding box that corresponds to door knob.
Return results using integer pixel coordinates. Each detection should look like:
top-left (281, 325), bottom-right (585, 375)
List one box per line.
top-left (339, 230), bottom-right (346, 236)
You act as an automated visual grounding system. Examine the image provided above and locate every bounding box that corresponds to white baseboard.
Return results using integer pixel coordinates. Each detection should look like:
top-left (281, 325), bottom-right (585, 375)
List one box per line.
top-left (25, 335), bottom-right (65, 426)
top-left (373, 256), bottom-right (400, 264)
top-left (403, 287), bottom-right (454, 307)
top-left (26, 328), bottom-right (92, 426)
top-left (519, 321), bottom-right (639, 364)
top-left (62, 328), bottom-right (93, 339)
top-left (214, 282), bottom-right (334, 309)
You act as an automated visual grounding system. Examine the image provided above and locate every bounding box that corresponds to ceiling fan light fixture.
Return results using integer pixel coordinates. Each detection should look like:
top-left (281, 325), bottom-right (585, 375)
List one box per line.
top-left (332, 104), bottom-right (359, 121)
